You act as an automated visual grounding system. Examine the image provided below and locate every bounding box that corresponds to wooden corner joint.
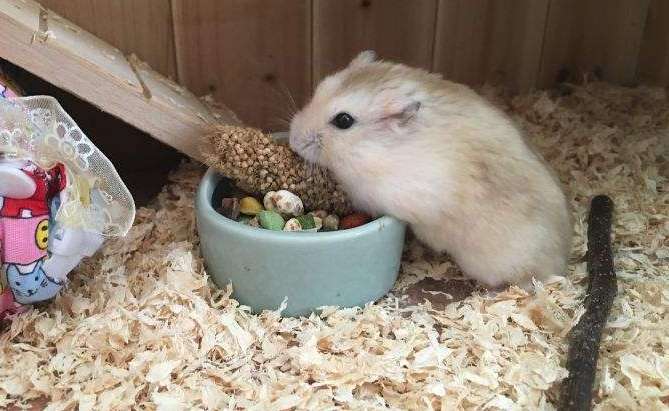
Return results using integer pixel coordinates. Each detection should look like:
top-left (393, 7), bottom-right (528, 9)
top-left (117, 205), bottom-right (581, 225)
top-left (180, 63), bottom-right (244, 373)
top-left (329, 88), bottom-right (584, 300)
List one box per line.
top-left (31, 6), bottom-right (51, 43)
top-left (126, 53), bottom-right (153, 100)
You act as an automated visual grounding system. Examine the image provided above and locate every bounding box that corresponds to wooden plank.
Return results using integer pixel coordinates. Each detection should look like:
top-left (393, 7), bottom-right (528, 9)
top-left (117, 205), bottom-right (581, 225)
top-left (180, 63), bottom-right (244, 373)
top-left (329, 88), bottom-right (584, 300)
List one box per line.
top-left (172, 0), bottom-right (311, 132)
top-left (313, 0), bottom-right (438, 83)
top-left (433, 0), bottom-right (549, 92)
top-left (38, 0), bottom-right (177, 79)
top-left (4, 63), bottom-right (186, 206)
top-left (638, 0), bottom-right (669, 85)
top-left (0, 0), bottom-right (240, 161)
top-left (538, 0), bottom-right (651, 88)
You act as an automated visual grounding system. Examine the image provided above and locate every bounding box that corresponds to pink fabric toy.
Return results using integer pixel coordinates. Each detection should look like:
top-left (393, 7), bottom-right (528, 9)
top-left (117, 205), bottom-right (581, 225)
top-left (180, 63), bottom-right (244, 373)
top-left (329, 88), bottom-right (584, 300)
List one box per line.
top-left (0, 158), bottom-right (67, 317)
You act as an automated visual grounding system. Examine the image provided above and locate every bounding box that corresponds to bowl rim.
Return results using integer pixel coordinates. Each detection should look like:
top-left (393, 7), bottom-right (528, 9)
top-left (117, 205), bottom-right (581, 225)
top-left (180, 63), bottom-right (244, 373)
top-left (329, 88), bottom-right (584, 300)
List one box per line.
top-left (197, 167), bottom-right (405, 241)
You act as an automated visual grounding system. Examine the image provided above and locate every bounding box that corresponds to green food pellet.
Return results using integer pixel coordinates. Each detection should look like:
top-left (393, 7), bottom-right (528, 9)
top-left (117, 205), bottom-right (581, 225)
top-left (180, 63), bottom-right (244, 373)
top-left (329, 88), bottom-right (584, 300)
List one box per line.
top-left (257, 210), bottom-right (285, 230)
top-left (296, 214), bottom-right (316, 230)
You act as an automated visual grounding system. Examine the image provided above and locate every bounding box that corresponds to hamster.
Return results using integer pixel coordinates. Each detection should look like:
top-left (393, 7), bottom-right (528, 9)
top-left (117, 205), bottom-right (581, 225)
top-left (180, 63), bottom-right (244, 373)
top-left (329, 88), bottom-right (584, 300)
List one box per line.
top-left (289, 51), bottom-right (572, 291)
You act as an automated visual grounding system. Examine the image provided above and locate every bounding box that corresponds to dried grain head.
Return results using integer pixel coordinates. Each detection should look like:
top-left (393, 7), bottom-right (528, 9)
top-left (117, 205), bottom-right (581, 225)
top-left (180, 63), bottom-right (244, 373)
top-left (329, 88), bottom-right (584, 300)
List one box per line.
top-left (201, 125), bottom-right (352, 215)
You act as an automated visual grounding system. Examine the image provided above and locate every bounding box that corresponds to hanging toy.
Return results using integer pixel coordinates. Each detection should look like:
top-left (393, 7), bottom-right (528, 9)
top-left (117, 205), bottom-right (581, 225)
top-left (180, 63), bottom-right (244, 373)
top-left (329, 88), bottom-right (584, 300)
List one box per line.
top-left (0, 156), bottom-right (66, 307)
top-left (0, 78), bottom-right (135, 319)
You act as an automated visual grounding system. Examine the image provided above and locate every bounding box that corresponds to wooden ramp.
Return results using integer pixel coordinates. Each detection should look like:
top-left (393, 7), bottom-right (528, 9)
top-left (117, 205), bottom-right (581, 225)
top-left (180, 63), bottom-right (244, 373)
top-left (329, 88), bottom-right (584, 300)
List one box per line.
top-left (0, 0), bottom-right (240, 161)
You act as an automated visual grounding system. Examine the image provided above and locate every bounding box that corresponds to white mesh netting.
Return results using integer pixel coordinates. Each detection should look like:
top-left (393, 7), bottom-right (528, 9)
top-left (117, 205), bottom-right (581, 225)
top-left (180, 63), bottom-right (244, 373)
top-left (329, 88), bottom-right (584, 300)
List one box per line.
top-left (0, 96), bottom-right (135, 237)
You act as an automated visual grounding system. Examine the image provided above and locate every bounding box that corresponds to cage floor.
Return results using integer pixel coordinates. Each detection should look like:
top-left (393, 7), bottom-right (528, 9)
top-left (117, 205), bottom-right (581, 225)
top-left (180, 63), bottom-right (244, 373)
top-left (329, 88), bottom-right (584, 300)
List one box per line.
top-left (1, 82), bottom-right (667, 410)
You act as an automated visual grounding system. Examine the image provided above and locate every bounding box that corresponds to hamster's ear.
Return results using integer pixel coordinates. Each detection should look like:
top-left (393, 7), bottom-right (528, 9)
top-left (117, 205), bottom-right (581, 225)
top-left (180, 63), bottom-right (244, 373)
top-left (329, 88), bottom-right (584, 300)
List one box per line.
top-left (381, 100), bottom-right (421, 127)
top-left (349, 50), bottom-right (376, 68)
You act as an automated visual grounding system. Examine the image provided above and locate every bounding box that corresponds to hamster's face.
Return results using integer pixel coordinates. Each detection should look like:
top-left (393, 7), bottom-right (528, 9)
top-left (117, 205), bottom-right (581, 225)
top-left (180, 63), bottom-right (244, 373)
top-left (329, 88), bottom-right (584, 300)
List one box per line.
top-left (289, 51), bottom-right (422, 166)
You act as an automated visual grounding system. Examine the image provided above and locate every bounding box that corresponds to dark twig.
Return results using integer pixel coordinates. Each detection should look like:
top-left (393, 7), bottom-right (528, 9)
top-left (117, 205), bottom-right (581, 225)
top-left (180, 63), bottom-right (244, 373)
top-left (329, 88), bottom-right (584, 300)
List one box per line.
top-left (559, 195), bottom-right (617, 411)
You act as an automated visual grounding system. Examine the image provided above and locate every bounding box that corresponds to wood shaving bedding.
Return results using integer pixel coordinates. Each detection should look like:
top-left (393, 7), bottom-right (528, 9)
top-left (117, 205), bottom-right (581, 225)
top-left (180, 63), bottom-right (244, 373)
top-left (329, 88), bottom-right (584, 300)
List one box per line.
top-left (0, 82), bottom-right (667, 410)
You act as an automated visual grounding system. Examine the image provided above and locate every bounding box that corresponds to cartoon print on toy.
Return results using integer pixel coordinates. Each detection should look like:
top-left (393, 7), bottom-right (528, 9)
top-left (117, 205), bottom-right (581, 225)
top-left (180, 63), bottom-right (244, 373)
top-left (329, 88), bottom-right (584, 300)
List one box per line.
top-left (6, 260), bottom-right (64, 304)
top-left (0, 266), bottom-right (26, 316)
top-left (0, 161), bottom-right (65, 261)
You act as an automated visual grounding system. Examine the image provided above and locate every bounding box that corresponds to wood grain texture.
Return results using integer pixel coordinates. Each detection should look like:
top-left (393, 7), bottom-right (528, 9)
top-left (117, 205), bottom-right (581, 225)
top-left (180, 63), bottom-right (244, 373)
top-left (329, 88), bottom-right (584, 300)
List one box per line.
top-left (172, 0), bottom-right (311, 131)
top-left (638, 0), bottom-right (669, 85)
top-left (538, 0), bottom-right (651, 87)
top-left (0, 0), bottom-right (239, 160)
top-left (433, 0), bottom-right (549, 92)
top-left (38, 0), bottom-right (177, 79)
top-left (313, 0), bottom-right (438, 83)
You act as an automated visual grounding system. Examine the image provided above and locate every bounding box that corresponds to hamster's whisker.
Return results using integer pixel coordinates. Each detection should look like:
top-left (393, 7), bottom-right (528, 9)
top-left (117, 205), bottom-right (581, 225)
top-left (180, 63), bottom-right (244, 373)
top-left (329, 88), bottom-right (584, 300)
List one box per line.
top-left (276, 81), bottom-right (299, 115)
top-left (267, 117), bottom-right (290, 130)
top-left (270, 107), bottom-right (297, 128)
top-left (265, 86), bottom-right (297, 129)
top-left (269, 80), bottom-right (298, 118)
top-left (306, 161), bottom-right (317, 177)
top-left (268, 116), bottom-right (292, 129)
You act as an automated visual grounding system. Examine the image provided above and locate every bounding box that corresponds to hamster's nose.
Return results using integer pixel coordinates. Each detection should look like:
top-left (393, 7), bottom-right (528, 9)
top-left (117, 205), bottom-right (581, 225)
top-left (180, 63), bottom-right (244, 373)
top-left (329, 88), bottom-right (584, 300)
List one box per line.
top-left (288, 130), bottom-right (304, 151)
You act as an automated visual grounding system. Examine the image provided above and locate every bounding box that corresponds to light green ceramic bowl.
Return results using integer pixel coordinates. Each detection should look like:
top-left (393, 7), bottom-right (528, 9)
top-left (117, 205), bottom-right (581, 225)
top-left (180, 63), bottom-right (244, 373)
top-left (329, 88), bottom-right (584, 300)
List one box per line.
top-left (195, 168), bottom-right (407, 317)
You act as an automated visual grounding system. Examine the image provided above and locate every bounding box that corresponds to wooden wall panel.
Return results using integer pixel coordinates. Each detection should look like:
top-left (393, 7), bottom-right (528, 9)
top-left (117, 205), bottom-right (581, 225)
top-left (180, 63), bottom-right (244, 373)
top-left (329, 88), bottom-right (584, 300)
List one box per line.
top-left (433, 0), bottom-right (549, 92)
top-left (638, 0), bottom-right (669, 86)
top-left (538, 0), bottom-right (651, 87)
top-left (313, 0), bottom-right (438, 83)
top-left (172, 0), bottom-right (311, 131)
top-left (32, 0), bottom-right (666, 129)
top-left (38, 0), bottom-right (177, 79)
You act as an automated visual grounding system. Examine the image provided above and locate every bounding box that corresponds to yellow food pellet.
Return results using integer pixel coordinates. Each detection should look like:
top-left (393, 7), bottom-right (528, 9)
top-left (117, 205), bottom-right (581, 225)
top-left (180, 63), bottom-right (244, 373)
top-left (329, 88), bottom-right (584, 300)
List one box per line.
top-left (239, 197), bottom-right (263, 215)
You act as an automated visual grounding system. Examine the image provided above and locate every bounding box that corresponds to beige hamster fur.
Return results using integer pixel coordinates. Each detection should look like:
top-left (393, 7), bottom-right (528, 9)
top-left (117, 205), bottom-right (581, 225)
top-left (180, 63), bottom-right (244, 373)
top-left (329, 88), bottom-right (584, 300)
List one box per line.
top-left (289, 51), bottom-right (572, 290)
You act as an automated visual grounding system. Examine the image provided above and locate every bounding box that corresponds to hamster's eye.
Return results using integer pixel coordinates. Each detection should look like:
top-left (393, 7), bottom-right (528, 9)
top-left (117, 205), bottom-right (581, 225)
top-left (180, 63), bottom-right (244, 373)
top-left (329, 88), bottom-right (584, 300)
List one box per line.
top-left (331, 112), bottom-right (355, 129)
